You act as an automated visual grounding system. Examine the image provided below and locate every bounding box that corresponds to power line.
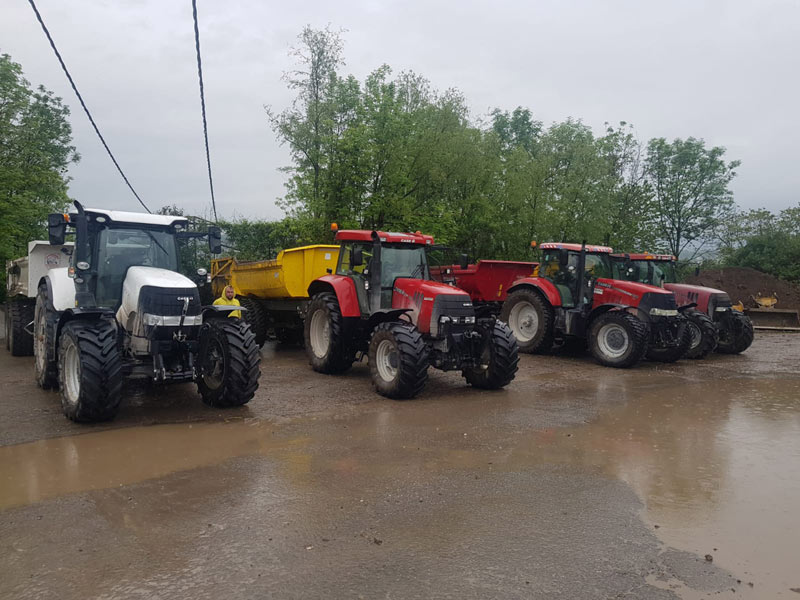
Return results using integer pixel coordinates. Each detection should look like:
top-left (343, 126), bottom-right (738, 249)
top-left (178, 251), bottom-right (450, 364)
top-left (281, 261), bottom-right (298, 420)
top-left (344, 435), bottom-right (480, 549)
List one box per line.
top-left (191, 0), bottom-right (218, 223)
top-left (27, 0), bottom-right (151, 214)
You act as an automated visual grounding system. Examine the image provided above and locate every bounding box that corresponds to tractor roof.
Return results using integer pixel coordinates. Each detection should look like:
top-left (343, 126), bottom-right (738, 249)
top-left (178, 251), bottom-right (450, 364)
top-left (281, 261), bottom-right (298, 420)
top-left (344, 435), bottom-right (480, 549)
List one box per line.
top-left (539, 242), bottom-right (613, 254)
top-left (335, 230), bottom-right (434, 245)
top-left (76, 207), bottom-right (189, 228)
top-left (611, 252), bottom-right (676, 262)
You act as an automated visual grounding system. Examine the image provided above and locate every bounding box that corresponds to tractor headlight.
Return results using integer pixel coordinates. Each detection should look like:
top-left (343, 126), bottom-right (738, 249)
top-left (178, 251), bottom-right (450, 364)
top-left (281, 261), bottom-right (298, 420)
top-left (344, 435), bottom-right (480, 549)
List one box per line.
top-left (649, 308), bottom-right (678, 317)
top-left (464, 316), bottom-right (476, 324)
top-left (439, 316), bottom-right (451, 324)
top-left (715, 306), bottom-right (730, 312)
top-left (143, 313), bottom-right (203, 327)
top-left (76, 261), bottom-right (90, 270)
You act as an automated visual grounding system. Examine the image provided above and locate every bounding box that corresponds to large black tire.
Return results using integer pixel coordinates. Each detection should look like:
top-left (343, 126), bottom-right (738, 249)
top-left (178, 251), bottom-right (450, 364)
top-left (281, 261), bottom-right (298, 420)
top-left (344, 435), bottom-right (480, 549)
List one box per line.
top-left (683, 309), bottom-right (718, 359)
top-left (7, 300), bottom-right (35, 356)
top-left (368, 322), bottom-right (429, 399)
top-left (588, 311), bottom-right (649, 368)
top-left (197, 318), bottom-right (261, 407)
top-left (58, 320), bottom-right (124, 422)
top-left (304, 292), bottom-right (355, 374)
top-left (646, 318), bottom-right (692, 363)
top-left (717, 311), bottom-right (754, 354)
top-left (499, 289), bottom-right (554, 354)
top-left (238, 297), bottom-right (268, 346)
top-left (463, 320), bottom-right (519, 389)
top-left (34, 283), bottom-right (59, 389)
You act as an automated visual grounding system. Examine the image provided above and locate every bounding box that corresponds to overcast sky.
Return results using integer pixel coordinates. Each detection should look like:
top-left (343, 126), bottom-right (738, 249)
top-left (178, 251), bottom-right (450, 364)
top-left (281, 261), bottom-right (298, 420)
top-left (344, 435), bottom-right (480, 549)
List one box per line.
top-left (3, 0), bottom-right (799, 220)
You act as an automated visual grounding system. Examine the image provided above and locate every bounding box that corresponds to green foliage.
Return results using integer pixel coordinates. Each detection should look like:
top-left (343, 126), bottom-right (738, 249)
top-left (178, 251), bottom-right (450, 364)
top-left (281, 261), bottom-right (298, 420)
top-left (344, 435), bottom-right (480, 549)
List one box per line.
top-left (1, 53), bottom-right (78, 301)
top-left (716, 204), bottom-right (800, 282)
top-left (645, 137), bottom-right (739, 259)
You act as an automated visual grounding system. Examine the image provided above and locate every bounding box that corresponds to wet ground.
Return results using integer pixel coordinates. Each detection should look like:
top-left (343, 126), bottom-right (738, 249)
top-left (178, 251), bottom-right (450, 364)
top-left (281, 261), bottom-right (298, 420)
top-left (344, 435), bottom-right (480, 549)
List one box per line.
top-left (1, 325), bottom-right (799, 599)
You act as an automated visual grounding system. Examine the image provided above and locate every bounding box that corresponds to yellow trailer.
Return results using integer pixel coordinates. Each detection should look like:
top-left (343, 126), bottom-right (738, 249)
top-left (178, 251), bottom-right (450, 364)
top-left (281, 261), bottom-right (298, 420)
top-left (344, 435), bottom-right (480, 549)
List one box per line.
top-left (210, 245), bottom-right (340, 345)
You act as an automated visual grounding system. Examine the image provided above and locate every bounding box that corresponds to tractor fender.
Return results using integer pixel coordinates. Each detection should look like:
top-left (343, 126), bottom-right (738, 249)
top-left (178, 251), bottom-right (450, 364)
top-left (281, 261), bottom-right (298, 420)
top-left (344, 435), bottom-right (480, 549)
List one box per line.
top-left (506, 278), bottom-right (562, 308)
top-left (677, 302), bottom-right (698, 312)
top-left (50, 307), bottom-right (117, 362)
top-left (202, 305), bottom-right (247, 320)
top-left (588, 303), bottom-right (634, 324)
top-left (366, 309), bottom-right (413, 331)
top-left (40, 269), bottom-right (75, 312)
top-left (308, 275), bottom-right (361, 317)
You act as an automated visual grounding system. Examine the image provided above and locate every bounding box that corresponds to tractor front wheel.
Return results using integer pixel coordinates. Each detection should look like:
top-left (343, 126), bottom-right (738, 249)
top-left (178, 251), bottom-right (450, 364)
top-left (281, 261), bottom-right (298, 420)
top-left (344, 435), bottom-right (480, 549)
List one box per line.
top-left (463, 320), bottom-right (519, 389)
top-left (716, 311), bottom-right (754, 354)
top-left (197, 318), bottom-right (261, 407)
top-left (684, 309), bottom-right (718, 359)
top-left (368, 322), bottom-right (429, 399)
top-left (588, 311), bottom-right (649, 368)
top-left (304, 293), bottom-right (355, 374)
top-left (499, 289), bottom-right (554, 354)
top-left (58, 320), bottom-right (124, 422)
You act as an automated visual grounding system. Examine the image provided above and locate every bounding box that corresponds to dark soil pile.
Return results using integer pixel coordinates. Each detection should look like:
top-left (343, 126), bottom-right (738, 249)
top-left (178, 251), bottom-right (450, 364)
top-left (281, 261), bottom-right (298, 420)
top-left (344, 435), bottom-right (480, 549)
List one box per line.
top-left (685, 267), bottom-right (800, 310)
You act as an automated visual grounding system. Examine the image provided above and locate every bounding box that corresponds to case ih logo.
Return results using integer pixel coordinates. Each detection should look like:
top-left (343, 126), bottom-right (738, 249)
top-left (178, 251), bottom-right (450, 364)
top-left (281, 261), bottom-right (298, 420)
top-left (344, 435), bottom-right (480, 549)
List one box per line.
top-left (177, 296), bottom-right (194, 302)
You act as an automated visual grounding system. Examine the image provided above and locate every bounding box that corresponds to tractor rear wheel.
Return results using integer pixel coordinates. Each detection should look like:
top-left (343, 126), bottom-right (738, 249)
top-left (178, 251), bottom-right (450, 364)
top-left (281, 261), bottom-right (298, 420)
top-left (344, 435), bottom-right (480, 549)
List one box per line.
top-left (499, 289), bottom-right (554, 354)
top-left (238, 297), bottom-right (268, 346)
top-left (463, 320), bottom-right (519, 389)
top-left (717, 311), bottom-right (754, 354)
top-left (588, 311), bottom-right (649, 368)
top-left (646, 318), bottom-right (692, 363)
top-left (683, 309), bottom-right (718, 359)
top-left (368, 322), bottom-right (429, 399)
top-left (304, 292), bottom-right (355, 374)
top-left (197, 318), bottom-right (261, 407)
top-left (7, 299), bottom-right (35, 356)
top-left (34, 283), bottom-right (59, 389)
top-left (58, 320), bottom-right (124, 422)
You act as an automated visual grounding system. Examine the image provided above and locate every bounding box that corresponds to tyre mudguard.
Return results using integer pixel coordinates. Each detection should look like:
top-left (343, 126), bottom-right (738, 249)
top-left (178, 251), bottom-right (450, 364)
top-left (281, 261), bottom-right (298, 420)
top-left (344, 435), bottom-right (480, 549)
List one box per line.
top-left (308, 275), bottom-right (361, 317)
top-left (677, 302), bottom-right (698, 312)
top-left (366, 308), bottom-right (413, 330)
top-left (202, 305), bottom-right (247, 319)
top-left (40, 270), bottom-right (75, 312)
top-left (506, 278), bottom-right (562, 308)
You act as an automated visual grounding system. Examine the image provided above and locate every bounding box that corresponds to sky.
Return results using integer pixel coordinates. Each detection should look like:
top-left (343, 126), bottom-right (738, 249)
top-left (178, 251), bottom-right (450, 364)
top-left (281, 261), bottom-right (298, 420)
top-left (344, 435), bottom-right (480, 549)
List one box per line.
top-left (2, 0), bottom-right (799, 221)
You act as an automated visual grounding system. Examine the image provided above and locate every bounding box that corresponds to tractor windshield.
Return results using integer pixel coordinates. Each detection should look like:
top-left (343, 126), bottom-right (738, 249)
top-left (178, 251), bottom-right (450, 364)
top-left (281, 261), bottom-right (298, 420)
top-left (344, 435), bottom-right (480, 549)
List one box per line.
top-left (94, 226), bottom-right (179, 308)
top-left (380, 244), bottom-right (429, 285)
top-left (621, 260), bottom-right (678, 286)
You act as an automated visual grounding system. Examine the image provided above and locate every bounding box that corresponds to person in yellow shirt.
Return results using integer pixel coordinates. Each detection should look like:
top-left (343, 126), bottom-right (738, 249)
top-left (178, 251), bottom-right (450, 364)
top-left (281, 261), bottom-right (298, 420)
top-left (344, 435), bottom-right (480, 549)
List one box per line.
top-left (213, 285), bottom-right (242, 318)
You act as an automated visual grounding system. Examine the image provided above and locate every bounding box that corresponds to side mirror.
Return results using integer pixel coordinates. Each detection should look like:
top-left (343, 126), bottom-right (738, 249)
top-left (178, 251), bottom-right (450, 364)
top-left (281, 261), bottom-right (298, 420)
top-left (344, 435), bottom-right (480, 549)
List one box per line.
top-left (352, 247), bottom-right (363, 267)
top-left (48, 213), bottom-right (66, 246)
top-left (208, 226), bottom-right (222, 254)
top-left (459, 253), bottom-right (469, 270)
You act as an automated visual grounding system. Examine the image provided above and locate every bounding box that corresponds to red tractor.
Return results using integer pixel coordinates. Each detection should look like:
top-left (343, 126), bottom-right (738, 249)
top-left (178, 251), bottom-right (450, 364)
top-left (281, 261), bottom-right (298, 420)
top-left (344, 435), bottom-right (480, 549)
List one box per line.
top-left (303, 229), bottom-right (519, 399)
top-left (611, 253), bottom-right (753, 356)
top-left (440, 243), bottom-right (691, 368)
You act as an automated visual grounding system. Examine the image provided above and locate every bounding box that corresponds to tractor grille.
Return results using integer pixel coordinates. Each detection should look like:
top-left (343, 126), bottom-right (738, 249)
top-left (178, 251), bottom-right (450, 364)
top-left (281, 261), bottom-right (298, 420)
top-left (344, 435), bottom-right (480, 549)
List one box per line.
top-left (639, 292), bottom-right (677, 313)
top-left (431, 294), bottom-right (475, 337)
top-left (138, 286), bottom-right (201, 317)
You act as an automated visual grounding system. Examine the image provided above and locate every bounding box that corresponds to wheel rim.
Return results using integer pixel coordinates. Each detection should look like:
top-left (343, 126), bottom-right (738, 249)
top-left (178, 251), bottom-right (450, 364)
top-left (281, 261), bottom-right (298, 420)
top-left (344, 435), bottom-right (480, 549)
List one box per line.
top-left (375, 339), bottom-right (399, 383)
top-left (202, 338), bottom-right (225, 390)
top-left (508, 301), bottom-right (539, 342)
top-left (687, 322), bottom-right (702, 350)
top-left (596, 323), bottom-right (630, 359)
top-left (63, 340), bottom-right (81, 408)
top-left (309, 309), bottom-right (330, 359)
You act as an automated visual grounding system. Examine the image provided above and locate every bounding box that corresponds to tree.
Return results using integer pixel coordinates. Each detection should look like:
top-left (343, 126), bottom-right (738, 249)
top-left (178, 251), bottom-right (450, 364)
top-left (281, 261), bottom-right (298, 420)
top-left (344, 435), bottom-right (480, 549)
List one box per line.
top-left (645, 137), bottom-right (739, 260)
top-left (0, 53), bottom-right (79, 300)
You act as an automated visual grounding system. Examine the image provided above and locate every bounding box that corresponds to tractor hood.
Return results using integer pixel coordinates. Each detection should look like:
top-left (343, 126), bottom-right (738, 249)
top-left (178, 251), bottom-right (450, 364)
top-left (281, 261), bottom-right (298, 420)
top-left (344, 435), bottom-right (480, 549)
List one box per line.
top-left (596, 278), bottom-right (673, 298)
top-left (666, 282), bottom-right (727, 296)
top-left (393, 278), bottom-right (471, 301)
top-left (116, 267), bottom-right (199, 329)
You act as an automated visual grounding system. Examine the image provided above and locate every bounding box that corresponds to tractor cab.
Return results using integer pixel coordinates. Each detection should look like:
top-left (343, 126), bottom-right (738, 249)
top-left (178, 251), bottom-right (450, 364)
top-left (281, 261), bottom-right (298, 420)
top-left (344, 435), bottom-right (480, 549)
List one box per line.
top-left (333, 229), bottom-right (435, 315)
top-left (611, 253), bottom-right (678, 287)
top-left (538, 243), bottom-right (614, 309)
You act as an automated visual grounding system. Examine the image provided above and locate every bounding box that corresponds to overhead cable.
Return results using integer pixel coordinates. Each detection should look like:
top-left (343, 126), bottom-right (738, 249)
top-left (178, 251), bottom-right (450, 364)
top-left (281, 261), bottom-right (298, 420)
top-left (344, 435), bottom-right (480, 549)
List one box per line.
top-left (191, 0), bottom-right (218, 222)
top-left (27, 0), bottom-right (152, 213)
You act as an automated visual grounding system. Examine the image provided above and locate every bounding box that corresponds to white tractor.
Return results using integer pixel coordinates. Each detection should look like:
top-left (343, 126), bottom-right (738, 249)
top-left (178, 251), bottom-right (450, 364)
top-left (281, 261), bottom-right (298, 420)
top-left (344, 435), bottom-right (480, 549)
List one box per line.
top-left (6, 201), bottom-right (261, 422)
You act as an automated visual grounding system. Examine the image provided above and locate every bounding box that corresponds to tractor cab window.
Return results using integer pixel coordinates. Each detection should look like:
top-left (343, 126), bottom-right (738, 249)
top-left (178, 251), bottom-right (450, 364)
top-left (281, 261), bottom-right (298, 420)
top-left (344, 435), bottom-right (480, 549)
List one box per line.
top-left (336, 242), bottom-right (373, 277)
top-left (95, 226), bottom-right (179, 308)
top-left (656, 261), bottom-right (678, 284)
top-left (584, 253), bottom-right (612, 280)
